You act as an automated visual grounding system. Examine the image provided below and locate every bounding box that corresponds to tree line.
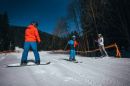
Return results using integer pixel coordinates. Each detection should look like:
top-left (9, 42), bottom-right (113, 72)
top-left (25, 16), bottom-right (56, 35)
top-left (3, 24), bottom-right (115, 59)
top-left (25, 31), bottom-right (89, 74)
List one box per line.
top-left (0, 13), bottom-right (66, 51)
top-left (0, 12), bottom-right (13, 51)
top-left (52, 0), bottom-right (130, 57)
top-left (78, 0), bottom-right (130, 51)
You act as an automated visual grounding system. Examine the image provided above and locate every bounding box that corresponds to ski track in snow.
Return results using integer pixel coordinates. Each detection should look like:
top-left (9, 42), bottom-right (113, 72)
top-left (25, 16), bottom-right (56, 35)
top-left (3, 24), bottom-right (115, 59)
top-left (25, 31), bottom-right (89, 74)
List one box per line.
top-left (0, 50), bottom-right (130, 86)
top-left (0, 56), bottom-right (5, 61)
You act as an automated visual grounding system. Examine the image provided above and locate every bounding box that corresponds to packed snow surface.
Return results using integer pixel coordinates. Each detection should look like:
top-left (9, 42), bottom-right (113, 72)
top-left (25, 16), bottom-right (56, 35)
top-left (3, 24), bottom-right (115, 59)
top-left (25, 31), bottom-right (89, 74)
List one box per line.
top-left (0, 50), bottom-right (130, 86)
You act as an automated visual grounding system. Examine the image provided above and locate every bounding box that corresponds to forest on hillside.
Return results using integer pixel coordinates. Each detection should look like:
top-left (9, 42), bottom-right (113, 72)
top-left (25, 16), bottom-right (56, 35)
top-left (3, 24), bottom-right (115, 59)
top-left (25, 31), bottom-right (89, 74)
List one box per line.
top-left (0, 13), bottom-right (65, 51)
top-left (54, 0), bottom-right (130, 50)
top-left (52, 0), bottom-right (130, 57)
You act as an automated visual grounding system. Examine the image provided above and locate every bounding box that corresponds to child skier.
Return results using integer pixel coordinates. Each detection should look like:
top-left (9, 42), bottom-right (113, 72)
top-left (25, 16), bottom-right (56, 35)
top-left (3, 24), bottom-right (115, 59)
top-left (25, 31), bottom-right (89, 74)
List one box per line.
top-left (21, 21), bottom-right (41, 65)
top-left (68, 35), bottom-right (78, 61)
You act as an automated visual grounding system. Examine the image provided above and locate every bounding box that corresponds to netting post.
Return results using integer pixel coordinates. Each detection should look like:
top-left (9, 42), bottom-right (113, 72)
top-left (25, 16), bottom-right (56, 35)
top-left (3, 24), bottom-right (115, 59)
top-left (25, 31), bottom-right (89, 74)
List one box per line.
top-left (115, 43), bottom-right (121, 58)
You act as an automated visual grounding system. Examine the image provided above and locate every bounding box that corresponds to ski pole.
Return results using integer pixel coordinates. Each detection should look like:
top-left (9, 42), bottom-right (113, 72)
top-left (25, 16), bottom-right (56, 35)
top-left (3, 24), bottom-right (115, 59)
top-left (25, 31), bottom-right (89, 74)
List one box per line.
top-left (64, 43), bottom-right (68, 51)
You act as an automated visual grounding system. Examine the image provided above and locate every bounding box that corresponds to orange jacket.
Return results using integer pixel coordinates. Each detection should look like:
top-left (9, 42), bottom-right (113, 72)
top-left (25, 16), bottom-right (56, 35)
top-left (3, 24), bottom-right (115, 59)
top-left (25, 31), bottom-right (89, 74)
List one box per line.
top-left (25, 24), bottom-right (41, 42)
top-left (74, 41), bottom-right (78, 48)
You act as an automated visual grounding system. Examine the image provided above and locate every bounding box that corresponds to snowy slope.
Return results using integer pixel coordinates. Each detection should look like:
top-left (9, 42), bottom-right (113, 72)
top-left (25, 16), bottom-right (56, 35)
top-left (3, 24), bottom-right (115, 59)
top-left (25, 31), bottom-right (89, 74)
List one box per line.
top-left (0, 50), bottom-right (130, 86)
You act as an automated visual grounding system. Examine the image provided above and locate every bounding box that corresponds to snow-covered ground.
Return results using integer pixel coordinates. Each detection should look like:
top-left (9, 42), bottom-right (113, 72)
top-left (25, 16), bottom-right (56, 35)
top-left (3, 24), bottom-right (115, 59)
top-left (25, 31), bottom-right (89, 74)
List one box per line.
top-left (0, 50), bottom-right (130, 86)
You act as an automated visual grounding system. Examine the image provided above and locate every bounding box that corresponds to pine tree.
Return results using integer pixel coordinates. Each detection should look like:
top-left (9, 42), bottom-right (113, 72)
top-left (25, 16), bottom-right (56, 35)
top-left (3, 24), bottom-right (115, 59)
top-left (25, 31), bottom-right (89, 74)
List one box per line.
top-left (0, 12), bottom-right (10, 51)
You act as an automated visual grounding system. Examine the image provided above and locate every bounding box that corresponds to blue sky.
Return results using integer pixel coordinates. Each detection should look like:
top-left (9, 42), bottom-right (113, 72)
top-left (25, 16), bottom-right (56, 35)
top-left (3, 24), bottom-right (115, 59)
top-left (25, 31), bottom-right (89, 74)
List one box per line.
top-left (0, 0), bottom-right (71, 34)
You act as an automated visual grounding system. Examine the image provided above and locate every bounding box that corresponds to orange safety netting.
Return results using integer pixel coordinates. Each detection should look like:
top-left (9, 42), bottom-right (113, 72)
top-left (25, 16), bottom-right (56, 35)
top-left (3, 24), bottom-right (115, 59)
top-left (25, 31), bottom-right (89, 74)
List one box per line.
top-left (78, 43), bottom-right (121, 57)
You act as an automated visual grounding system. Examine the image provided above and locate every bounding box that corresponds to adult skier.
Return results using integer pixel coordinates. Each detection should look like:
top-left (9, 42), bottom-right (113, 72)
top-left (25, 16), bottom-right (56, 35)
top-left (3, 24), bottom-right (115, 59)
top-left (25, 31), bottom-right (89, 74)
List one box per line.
top-left (96, 34), bottom-right (108, 57)
top-left (68, 35), bottom-right (78, 61)
top-left (21, 21), bottom-right (41, 65)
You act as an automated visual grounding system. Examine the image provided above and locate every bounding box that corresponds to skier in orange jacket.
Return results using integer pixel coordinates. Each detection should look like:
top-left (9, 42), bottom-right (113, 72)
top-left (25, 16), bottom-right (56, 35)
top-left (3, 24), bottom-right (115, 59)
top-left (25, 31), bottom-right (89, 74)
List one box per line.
top-left (25, 23), bottom-right (41, 42)
top-left (21, 21), bottom-right (41, 65)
